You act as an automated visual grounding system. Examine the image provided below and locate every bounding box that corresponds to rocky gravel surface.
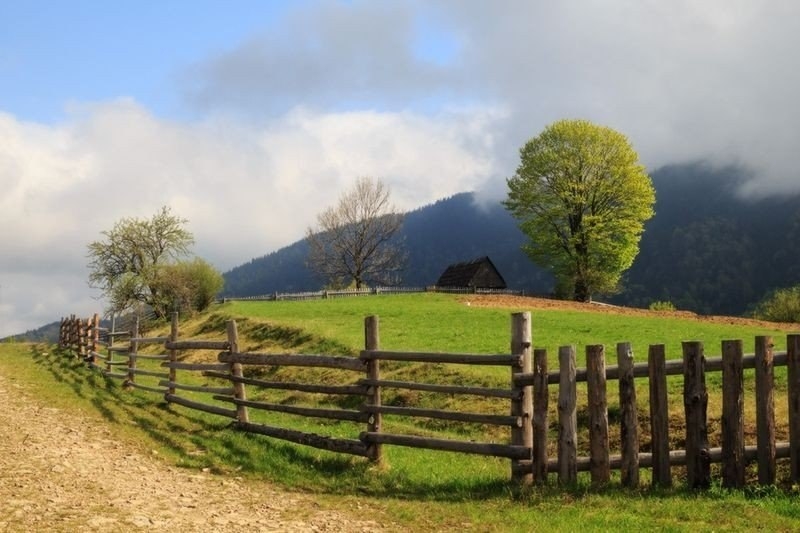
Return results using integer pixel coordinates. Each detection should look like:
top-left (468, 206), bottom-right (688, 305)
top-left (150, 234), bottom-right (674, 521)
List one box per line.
top-left (0, 373), bottom-right (386, 532)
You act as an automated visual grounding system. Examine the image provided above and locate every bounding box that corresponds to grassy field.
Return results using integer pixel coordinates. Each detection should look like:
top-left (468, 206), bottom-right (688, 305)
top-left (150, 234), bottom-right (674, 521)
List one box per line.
top-left (3, 293), bottom-right (800, 531)
top-left (220, 294), bottom-right (794, 359)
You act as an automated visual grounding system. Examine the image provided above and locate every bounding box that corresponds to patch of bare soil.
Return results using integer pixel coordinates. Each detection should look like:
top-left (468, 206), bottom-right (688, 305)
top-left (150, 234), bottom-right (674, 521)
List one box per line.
top-left (0, 373), bottom-right (387, 532)
top-left (458, 295), bottom-right (800, 331)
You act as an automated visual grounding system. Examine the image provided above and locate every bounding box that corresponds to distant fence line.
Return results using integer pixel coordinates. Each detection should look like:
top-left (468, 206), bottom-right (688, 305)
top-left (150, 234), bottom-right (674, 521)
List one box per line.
top-left (222, 285), bottom-right (523, 302)
top-left (57, 312), bottom-right (800, 490)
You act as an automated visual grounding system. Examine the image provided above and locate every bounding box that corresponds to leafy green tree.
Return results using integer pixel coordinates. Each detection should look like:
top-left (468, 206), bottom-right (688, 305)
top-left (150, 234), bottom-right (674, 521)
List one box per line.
top-left (88, 206), bottom-right (219, 316)
top-left (151, 258), bottom-right (224, 316)
top-left (505, 119), bottom-right (655, 301)
top-left (306, 177), bottom-right (406, 289)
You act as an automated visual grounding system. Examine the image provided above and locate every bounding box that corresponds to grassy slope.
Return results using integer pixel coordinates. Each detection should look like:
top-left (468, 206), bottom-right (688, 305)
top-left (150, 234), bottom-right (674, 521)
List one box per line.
top-left (2, 294), bottom-right (799, 531)
top-left (221, 294), bottom-right (794, 359)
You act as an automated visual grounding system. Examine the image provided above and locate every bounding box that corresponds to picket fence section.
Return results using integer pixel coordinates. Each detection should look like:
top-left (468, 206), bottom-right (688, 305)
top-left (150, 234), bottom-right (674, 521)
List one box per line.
top-left (57, 312), bottom-right (800, 489)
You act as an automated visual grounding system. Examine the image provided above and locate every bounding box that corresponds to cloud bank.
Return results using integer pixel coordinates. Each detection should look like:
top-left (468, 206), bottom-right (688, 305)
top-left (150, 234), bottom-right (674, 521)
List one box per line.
top-left (189, 0), bottom-right (800, 195)
top-left (0, 101), bottom-right (498, 336)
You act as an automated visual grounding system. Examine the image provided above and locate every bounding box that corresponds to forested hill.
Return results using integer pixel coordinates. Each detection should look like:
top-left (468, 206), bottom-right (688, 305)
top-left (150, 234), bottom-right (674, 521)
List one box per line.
top-left (612, 163), bottom-right (800, 315)
top-left (221, 193), bottom-right (552, 298)
top-left (222, 163), bottom-right (800, 317)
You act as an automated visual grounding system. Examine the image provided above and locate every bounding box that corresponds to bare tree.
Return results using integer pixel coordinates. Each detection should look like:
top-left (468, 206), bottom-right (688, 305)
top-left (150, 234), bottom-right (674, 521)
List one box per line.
top-left (306, 177), bottom-right (405, 289)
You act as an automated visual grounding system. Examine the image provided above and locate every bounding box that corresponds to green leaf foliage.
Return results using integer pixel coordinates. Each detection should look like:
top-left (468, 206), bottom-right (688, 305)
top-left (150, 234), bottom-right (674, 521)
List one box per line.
top-left (505, 119), bottom-right (655, 301)
top-left (87, 206), bottom-right (222, 317)
top-left (753, 285), bottom-right (800, 323)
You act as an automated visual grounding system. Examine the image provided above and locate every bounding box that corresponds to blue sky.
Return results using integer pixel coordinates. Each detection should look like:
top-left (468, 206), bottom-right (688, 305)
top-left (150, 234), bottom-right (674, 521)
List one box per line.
top-left (1, 1), bottom-right (798, 336)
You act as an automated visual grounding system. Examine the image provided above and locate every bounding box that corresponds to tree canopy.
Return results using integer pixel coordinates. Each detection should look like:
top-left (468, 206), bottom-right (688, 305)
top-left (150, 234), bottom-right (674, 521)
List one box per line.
top-left (306, 177), bottom-right (406, 289)
top-left (505, 119), bottom-right (655, 301)
top-left (87, 206), bottom-right (222, 316)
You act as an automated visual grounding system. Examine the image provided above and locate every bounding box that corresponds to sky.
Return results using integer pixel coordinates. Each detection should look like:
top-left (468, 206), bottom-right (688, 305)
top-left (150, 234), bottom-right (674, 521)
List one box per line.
top-left (1, 0), bottom-right (798, 336)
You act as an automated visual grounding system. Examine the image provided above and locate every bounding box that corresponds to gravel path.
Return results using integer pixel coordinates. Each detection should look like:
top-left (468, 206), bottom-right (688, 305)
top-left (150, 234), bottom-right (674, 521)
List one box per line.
top-left (0, 373), bottom-right (386, 532)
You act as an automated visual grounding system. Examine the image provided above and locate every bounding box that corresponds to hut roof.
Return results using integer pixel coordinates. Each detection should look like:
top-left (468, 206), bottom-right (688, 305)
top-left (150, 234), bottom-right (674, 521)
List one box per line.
top-left (436, 256), bottom-right (507, 289)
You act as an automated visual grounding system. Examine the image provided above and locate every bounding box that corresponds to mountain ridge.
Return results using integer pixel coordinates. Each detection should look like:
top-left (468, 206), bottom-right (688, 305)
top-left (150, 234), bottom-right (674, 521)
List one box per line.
top-left (222, 162), bottom-right (800, 317)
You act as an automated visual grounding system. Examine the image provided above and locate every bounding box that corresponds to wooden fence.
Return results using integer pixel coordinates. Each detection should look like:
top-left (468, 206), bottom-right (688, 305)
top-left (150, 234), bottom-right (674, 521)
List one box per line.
top-left (223, 285), bottom-right (523, 302)
top-left (57, 312), bottom-right (800, 489)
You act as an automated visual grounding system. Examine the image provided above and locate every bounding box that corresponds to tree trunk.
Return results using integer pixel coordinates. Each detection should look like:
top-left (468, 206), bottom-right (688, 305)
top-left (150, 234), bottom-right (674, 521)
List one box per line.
top-left (574, 278), bottom-right (590, 302)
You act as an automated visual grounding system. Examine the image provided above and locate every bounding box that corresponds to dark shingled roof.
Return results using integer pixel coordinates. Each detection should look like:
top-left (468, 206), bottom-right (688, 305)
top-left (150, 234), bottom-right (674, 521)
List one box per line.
top-left (436, 256), bottom-right (507, 289)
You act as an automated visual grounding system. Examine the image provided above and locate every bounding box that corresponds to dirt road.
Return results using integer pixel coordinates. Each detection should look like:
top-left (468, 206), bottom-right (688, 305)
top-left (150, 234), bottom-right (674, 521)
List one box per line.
top-left (0, 373), bottom-right (385, 532)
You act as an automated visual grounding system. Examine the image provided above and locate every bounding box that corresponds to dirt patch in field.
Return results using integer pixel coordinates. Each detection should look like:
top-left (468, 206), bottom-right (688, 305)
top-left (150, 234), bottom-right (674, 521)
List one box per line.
top-left (458, 294), bottom-right (800, 331)
top-left (0, 372), bottom-right (388, 532)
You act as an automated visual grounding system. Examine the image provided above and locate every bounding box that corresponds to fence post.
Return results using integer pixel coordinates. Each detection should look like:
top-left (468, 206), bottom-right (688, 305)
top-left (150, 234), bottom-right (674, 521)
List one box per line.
top-left (78, 317), bottom-right (87, 359)
top-left (788, 334), bottom-right (800, 483)
top-left (510, 312), bottom-right (533, 485)
top-left (106, 314), bottom-right (115, 373)
top-left (558, 345), bottom-right (577, 485)
top-left (365, 315), bottom-right (382, 463)
top-left (617, 342), bottom-right (639, 488)
top-left (71, 316), bottom-right (76, 350)
top-left (683, 341), bottom-right (710, 489)
top-left (587, 344), bottom-right (610, 486)
top-left (168, 312), bottom-right (179, 396)
top-left (127, 317), bottom-right (139, 387)
top-left (90, 313), bottom-right (100, 365)
top-left (648, 344), bottom-right (671, 487)
top-left (754, 336), bottom-right (775, 485)
top-left (721, 339), bottom-right (745, 488)
top-left (226, 319), bottom-right (249, 424)
top-left (532, 347), bottom-right (548, 485)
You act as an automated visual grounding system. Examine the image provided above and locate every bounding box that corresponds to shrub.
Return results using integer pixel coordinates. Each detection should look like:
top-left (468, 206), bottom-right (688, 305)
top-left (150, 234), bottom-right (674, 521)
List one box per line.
top-left (649, 300), bottom-right (676, 312)
top-left (753, 286), bottom-right (800, 323)
top-left (152, 258), bottom-right (224, 315)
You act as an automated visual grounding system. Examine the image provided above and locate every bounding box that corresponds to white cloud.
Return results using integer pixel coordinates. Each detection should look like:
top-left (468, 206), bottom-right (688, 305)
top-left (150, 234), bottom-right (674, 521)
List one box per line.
top-left (0, 100), bottom-right (499, 336)
top-left (188, 1), bottom-right (800, 195)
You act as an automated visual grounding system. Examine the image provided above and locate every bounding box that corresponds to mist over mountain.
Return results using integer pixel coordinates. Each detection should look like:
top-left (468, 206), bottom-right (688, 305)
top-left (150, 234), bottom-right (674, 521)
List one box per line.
top-left (222, 162), bottom-right (800, 317)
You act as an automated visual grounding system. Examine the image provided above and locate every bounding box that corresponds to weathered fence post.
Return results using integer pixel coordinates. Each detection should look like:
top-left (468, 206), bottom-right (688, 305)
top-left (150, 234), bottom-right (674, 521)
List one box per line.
top-left (71, 314), bottom-right (78, 353)
top-left (721, 339), bottom-right (745, 488)
top-left (73, 315), bottom-right (80, 354)
top-left (510, 312), bottom-right (533, 485)
top-left (648, 344), bottom-right (671, 487)
top-left (90, 313), bottom-right (100, 365)
top-left (532, 347), bottom-right (548, 485)
top-left (364, 315), bottom-right (382, 464)
top-left (78, 317), bottom-right (87, 359)
top-left (683, 341), bottom-right (710, 489)
top-left (754, 336), bottom-right (775, 485)
top-left (127, 317), bottom-right (139, 387)
top-left (106, 314), bottom-right (115, 373)
top-left (617, 342), bottom-right (639, 488)
top-left (587, 344), bottom-right (610, 487)
top-left (168, 312), bottom-right (179, 396)
top-left (788, 334), bottom-right (800, 483)
top-left (558, 345), bottom-right (577, 485)
top-left (227, 319), bottom-right (249, 424)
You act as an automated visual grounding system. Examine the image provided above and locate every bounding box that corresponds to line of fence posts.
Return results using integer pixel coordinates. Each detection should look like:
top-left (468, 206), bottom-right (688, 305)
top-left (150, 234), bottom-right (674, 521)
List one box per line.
top-left (56, 312), bottom-right (800, 490)
top-left (514, 335), bottom-right (800, 489)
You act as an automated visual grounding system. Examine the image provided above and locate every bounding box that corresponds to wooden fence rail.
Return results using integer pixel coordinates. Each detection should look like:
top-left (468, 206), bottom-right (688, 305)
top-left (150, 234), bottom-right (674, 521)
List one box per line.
top-left (223, 285), bottom-right (523, 302)
top-left (57, 312), bottom-right (800, 490)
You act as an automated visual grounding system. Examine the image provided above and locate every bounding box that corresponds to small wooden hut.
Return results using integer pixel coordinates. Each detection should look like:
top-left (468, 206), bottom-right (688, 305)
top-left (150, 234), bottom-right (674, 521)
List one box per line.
top-left (435, 256), bottom-right (507, 290)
